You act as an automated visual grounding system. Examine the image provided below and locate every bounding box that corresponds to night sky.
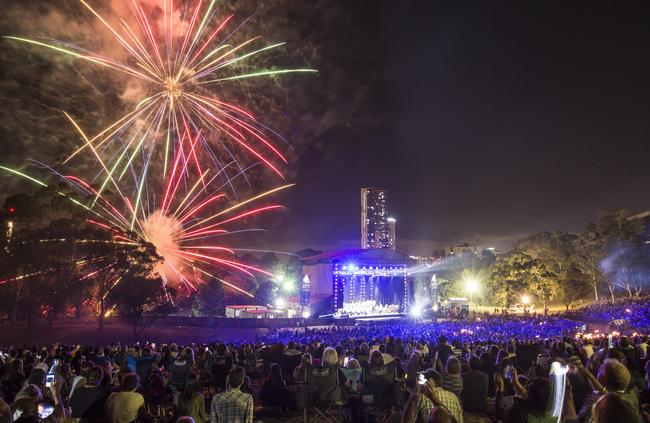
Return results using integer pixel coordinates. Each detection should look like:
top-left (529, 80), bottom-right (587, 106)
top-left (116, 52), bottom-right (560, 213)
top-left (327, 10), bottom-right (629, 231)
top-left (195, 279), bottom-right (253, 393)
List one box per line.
top-left (276, 0), bottom-right (650, 255)
top-left (2, 1), bottom-right (650, 256)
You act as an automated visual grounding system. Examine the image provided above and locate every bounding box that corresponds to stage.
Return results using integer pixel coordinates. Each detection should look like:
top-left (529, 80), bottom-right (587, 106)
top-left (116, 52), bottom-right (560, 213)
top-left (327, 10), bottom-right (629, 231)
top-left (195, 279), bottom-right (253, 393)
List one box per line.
top-left (301, 248), bottom-right (417, 316)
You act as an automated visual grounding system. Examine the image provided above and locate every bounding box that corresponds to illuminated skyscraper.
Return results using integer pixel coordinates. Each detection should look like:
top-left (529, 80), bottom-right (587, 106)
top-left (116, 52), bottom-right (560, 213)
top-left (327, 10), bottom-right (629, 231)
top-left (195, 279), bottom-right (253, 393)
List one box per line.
top-left (361, 188), bottom-right (394, 250)
top-left (387, 217), bottom-right (396, 250)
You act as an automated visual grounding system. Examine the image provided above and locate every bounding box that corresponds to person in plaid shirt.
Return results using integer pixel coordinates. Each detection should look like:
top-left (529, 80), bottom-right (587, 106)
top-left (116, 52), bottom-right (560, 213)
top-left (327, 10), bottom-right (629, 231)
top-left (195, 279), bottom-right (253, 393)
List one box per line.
top-left (210, 367), bottom-right (253, 423)
top-left (425, 369), bottom-right (464, 423)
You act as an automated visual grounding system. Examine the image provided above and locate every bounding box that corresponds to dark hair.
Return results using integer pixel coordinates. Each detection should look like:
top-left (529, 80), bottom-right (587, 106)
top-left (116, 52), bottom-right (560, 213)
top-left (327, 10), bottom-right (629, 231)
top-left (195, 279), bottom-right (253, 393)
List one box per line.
top-left (87, 366), bottom-right (104, 386)
top-left (468, 356), bottom-right (480, 371)
top-left (120, 372), bottom-right (140, 392)
top-left (228, 366), bottom-right (245, 389)
top-left (424, 368), bottom-right (443, 387)
top-left (370, 350), bottom-right (384, 369)
top-left (526, 378), bottom-right (551, 413)
top-left (181, 373), bottom-right (201, 402)
top-left (268, 363), bottom-right (284, 384)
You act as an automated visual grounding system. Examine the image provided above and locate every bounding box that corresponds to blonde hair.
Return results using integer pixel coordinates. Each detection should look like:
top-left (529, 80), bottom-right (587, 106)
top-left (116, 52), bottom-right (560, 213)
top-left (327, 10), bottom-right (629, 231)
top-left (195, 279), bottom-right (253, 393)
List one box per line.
top-left (322, 347), bottom-right (339, 367)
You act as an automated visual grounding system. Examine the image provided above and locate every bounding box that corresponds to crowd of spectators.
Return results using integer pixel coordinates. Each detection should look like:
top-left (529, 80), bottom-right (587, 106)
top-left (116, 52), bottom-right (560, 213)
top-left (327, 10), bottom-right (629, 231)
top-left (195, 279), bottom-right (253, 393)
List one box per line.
top-left (568, 295), bottom-right (650, 330)
top-left (0, 314), bottom-right (648, 423)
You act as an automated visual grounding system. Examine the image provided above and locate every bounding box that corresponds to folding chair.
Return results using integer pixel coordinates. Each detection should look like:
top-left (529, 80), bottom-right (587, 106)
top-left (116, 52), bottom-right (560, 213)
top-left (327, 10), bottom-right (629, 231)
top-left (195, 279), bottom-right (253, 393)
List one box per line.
top-left (303, 364), bottom-right (344, 423)
top-left (363, 361), bottom-right (399, 409)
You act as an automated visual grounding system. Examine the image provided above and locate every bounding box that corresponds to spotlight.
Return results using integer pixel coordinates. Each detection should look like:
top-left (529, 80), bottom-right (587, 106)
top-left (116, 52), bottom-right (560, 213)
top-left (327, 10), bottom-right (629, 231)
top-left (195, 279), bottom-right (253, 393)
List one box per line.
top-left (410, 306), bottom-right (423, 318)
top-left (521, 295), bottom-right (531, 305)
top-left (464, 278), bottom-right (479, 294)
top-left (281, 280), bottom-right (294, 292)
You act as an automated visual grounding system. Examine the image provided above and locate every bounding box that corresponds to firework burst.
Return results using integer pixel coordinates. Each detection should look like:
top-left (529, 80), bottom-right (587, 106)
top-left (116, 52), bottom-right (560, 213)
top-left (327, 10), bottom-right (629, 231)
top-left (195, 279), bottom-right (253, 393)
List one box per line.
top-left (0, 160), bottom-right (293, 299)
top-left (5, 0), bottom-right (316, 200)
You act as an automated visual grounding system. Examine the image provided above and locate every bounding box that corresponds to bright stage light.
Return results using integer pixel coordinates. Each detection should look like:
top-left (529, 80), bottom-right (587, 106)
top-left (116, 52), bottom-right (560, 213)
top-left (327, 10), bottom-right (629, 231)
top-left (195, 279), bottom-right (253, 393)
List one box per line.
top-left (432, 304), bottom-right (439, 312)
top-left (281, 279), bottom-right (295, 292)
top-left (521, 295), bottom-right (531, 305)
top-left (302, 308), bottom-right (311, 319)
top-left (275, 274), bottom-right (286, 283)
top-left (410, 306), bottom-right (423, 318)
top-left (464, 278), bottom-right (479, 294)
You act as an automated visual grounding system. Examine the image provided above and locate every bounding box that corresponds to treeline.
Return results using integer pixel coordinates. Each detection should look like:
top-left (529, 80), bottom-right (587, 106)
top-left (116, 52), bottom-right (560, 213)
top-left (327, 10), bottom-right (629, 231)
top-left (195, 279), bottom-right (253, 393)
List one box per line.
top-left (0, 186), bottom-right (311, 331)
top-left (487, 209), bottom-right (649, 309)
top-left (0, 186), bottom-right (167, 336)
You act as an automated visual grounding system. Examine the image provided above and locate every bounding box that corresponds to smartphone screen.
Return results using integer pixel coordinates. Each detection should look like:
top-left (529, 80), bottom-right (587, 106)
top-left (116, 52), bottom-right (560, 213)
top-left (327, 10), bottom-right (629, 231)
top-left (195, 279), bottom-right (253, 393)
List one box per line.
top-left (38, 403), bottom-right (54, 419)
top-left (418, 373), bottom-right (427, 385)
top-left (344, 357), bottom-right (349, 367)
top-left (45, 374), bottom-right (55, 388)
top-left (503, 364), bottom-right (513, 380)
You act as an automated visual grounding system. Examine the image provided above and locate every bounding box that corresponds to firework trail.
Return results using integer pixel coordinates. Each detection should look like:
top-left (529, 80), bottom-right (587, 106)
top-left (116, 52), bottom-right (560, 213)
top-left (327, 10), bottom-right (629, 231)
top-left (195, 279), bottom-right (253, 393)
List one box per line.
top-left (5, 0), bottom-right (316, 200)
top-left (0, 159), bottom-right (293, 299)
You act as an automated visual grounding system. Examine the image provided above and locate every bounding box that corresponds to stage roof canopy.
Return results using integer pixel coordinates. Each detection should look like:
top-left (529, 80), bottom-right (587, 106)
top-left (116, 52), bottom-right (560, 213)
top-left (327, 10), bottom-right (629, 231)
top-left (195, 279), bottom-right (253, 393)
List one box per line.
top-left (301, 248), bottom-right (414, 266)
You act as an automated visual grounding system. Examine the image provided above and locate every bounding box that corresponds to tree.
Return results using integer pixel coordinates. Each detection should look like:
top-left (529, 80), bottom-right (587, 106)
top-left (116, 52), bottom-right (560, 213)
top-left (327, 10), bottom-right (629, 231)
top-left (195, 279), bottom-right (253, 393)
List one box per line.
top-left (574, 209), bottom-right (644, 301)
top-left (488, 250), bottom-right (558, 308)
top-left (105, 239), bottom-right (163, 341)
top-left (556, 264), bottom-right (591, 311)
top-left (192, 279), bottom-right (225, 316)
top-left (109, 274), bottom-right (163, 341)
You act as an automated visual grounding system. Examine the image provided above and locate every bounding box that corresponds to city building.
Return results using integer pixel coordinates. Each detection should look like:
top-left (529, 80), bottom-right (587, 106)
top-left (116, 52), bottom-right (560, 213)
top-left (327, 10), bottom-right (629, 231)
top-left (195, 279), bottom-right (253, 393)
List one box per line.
top-left (361, 188), bottom-right (394, 250)
top-left (387, 217), bottom-right (397, 250)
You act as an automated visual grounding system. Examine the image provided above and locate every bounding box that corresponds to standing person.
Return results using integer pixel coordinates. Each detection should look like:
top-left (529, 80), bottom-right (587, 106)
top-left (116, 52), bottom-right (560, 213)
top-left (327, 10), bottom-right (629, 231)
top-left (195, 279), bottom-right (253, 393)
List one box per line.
top-left (442, 357), bottom-right (463, 399)
top-left (293, 354), bottom-right (312, 383)
top-left (436, 337), bottom-right (453, 367)
top-left (461, 356), bottom-right (489, 413)
top-left (210, 367), bottom-right (253, 423)
top-left (170, 348), bottom-right (194, 391)
top-left (0, 359), bottom-right (25, 403)
top-left (104, 373), bottom-right (144, 423)
top-left (69, 366), bottom-right (110, 423)
top-left (260, 364), bottom-right (291, 411)
top-left (175, 373), bottom-right (207, 423)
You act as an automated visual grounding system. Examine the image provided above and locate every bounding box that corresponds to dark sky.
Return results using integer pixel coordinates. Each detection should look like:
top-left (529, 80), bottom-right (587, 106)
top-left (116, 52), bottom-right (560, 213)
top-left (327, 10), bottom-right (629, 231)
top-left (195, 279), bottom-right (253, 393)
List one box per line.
top-left (272, 0), bottom-right (650, 255)
top-left (2, 1), bottom-right (650, 256)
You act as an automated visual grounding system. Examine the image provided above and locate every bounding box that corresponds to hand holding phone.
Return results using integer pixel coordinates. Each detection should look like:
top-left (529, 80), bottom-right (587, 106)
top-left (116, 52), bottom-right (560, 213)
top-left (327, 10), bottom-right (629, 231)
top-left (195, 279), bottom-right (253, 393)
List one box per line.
top-left (45, 374), bottom-right (55, 388)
